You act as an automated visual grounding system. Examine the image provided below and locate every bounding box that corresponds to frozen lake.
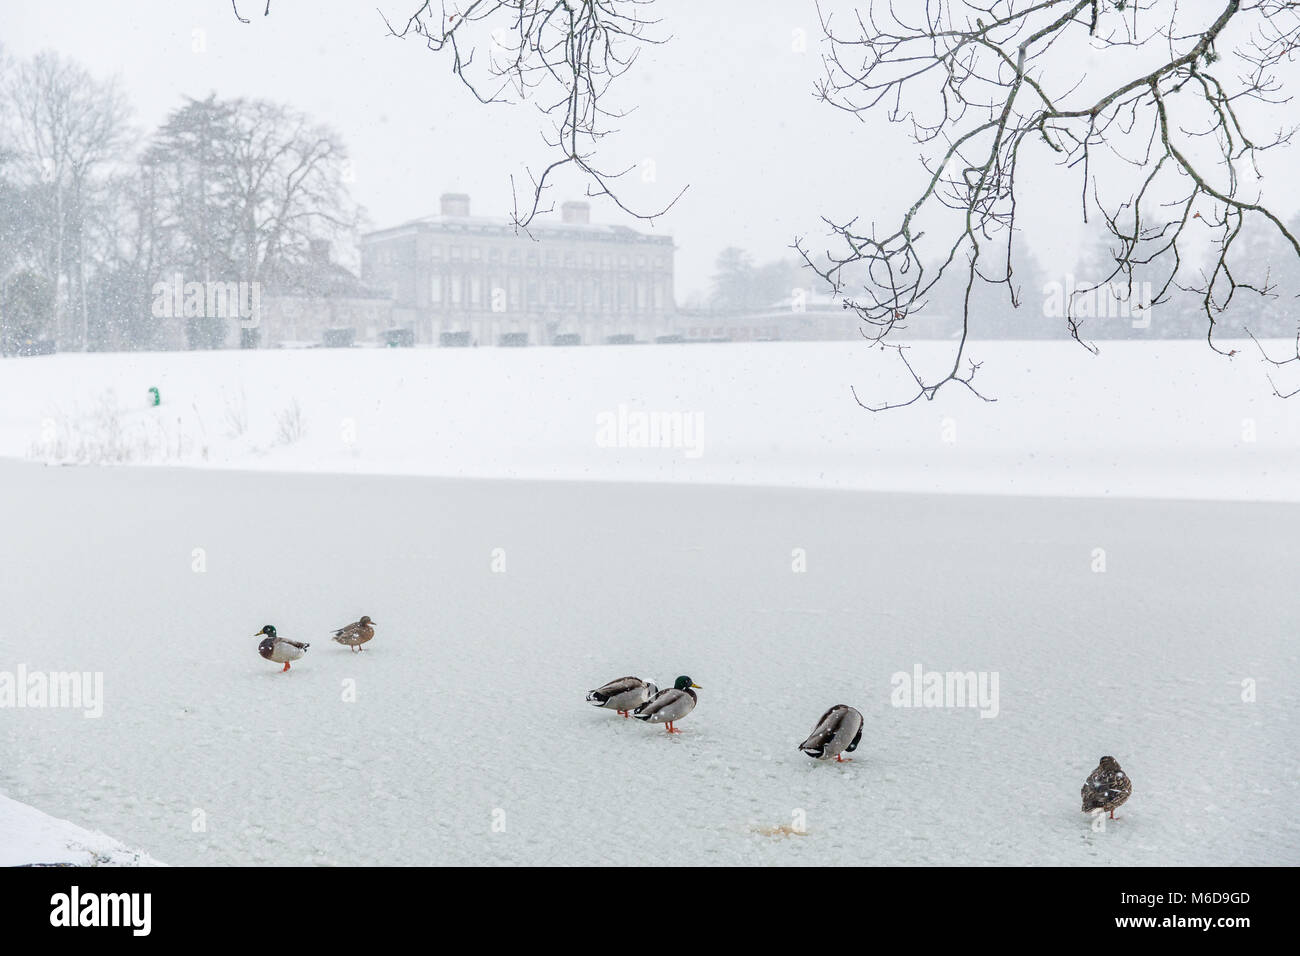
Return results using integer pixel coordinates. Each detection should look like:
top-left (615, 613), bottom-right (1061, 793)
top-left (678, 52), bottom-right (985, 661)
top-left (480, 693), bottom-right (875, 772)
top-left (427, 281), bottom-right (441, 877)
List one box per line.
top-left (1, 459), bottom-right (1295, 865)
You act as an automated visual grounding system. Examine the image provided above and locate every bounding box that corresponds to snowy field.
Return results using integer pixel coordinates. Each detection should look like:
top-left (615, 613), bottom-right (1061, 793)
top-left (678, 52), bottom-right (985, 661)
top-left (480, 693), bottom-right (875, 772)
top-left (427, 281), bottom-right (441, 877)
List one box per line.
top-left (0, 340), bottom-right (1297, 865)
top-left (0, 460), bottom-right (1296, 865)
top-left (0, 340), bottom-right (1298, 501)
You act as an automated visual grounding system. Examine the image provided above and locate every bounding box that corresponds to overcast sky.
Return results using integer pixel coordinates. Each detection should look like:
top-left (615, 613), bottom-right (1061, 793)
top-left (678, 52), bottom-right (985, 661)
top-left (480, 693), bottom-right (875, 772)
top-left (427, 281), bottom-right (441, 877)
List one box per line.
top-left (7, 0), bottom-right (1299, 302)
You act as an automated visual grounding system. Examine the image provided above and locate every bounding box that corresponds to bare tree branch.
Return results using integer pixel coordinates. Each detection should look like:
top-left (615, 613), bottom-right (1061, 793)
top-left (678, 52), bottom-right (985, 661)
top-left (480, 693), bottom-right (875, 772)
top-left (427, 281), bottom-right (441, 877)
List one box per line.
top-left (374, 0), bottom-right (687, 230)
top-left (798, 0), bottom-right (1300, 407)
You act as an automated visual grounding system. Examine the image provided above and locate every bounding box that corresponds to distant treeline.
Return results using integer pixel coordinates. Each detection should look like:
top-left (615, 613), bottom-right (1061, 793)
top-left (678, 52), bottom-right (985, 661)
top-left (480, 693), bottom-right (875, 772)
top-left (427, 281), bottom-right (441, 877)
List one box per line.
top-left (706, 227), bottom-right (1300, 341)
top-left (0, 48), bottom-right (357, 352)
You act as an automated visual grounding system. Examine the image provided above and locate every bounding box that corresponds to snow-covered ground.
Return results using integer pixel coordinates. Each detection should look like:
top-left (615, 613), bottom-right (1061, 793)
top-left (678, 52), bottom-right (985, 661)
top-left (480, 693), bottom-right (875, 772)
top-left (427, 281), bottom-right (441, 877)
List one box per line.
top-left (0, 340), bottom-right (1297, 865)
top-left (0, 789), bottom-right (162, 867)
top-left (0, 340), bottom-right (1297, 501)
top-left (0, 459), bottom-right (1295, 865)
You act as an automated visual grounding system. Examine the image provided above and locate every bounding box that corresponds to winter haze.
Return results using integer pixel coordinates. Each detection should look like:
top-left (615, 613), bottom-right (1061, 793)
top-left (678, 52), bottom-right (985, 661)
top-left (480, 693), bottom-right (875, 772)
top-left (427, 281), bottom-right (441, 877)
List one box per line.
top-left (0, 0), bottom-right (1297, 878)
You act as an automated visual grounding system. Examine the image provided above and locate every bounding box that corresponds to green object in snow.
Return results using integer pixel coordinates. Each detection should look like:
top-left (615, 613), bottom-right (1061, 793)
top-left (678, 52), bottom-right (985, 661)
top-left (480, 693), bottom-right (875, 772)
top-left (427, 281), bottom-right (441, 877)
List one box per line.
top-left (148, 386), bottom-right (160, 407)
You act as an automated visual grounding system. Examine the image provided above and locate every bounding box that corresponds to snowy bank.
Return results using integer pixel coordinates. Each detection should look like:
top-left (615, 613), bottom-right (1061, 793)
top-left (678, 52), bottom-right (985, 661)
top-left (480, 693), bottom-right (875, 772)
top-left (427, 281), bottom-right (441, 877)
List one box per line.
top-left (0, 790), bottom-right (162, 867)
top-left (0, 339), bottom-right (1297, 501)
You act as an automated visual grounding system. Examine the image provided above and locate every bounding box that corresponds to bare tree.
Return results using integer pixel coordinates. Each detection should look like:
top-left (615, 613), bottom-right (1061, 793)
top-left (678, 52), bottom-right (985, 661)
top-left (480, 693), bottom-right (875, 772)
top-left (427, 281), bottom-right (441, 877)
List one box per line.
top-left (237, 1), bottom-right (686, 230)
top-left (379, 1), bottom-right (686, 229)
top-left (240, 1), bottom-right (1300, 404)
top-left (5, 52), bottom-right (131, 350)
top-left (230, 0), bottom-right (272, 23)
top-left (796, 0), bottom-right (1300, 408)
top-left (222, 99), bottom-right (356, 282)
top-left (148, 96), bottom-right (355, 280)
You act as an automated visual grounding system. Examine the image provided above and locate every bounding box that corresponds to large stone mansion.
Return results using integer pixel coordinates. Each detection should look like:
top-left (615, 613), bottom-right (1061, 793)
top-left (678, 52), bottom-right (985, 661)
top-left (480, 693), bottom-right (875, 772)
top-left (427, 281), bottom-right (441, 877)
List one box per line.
top-left (359, 194), bottom-right (677, 346)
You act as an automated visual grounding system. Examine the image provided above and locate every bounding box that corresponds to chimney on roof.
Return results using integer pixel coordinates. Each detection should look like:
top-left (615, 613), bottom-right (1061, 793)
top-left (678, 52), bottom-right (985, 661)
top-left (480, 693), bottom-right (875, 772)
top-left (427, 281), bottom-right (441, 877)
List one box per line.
top-left (561, 201), bottom-right (590, 225)
top-left (309, 239), bottom-right (331, 263)
top-left (440, 193), bottom-right (471, 217)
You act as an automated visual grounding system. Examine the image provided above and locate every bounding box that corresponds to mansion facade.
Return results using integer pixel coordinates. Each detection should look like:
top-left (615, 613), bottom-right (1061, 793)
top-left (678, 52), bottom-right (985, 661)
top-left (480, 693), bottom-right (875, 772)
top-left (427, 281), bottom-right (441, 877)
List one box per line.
top-left (360, 194), bottom-right (676, 346)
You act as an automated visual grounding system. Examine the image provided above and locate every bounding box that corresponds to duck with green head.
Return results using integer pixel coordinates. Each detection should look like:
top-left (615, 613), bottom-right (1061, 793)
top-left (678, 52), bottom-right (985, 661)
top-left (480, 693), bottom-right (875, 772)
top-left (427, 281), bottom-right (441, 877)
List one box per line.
top-left (256, 625), bottom-right (310, 672)
top-left (633, 676), bottom-right (701, 733)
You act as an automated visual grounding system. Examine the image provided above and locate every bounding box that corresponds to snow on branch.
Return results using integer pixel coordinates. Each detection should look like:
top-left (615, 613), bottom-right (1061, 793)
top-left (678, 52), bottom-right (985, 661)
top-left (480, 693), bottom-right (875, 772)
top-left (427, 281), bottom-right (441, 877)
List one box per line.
top-left (797, 0), bottom-right (1300, 408)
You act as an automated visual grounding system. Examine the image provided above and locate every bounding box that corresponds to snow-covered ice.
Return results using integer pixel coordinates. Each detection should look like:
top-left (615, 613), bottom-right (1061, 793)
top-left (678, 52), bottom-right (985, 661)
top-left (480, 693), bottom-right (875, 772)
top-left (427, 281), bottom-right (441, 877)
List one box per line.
top-left (0, 458), bottom-right (1295, 865)
top-left (0, 340), bottom-right (1297, 865)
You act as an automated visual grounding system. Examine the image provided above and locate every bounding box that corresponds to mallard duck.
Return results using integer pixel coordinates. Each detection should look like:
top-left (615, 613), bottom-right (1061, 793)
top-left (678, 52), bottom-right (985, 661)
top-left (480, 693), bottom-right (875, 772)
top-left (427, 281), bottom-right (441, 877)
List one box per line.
top-left (632, 676), bottom-right (700, 733)
top-left (798, 704), bottom-right (863, 762)
top-left (332, 615), bottom-right (376, 652)
top-left (256, 625), bottom-right (309, 672)
top-left (1081, 756), bottom-right (1132, 819)
top-left (586, 676), bottom-right (658, 717)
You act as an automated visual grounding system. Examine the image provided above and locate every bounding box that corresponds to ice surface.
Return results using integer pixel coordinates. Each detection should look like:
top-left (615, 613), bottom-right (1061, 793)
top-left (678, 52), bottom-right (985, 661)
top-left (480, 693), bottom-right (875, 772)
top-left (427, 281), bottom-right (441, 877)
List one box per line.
top-left (0, 460), bottom-right (1295, 865)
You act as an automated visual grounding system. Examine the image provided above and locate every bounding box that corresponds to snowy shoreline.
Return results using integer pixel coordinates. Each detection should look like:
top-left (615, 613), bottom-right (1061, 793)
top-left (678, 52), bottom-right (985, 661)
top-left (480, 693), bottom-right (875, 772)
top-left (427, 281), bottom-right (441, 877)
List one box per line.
top-left (0, 790), bottom-right (162, 867)
top-left (1, 340), bottom-right (1297, 502)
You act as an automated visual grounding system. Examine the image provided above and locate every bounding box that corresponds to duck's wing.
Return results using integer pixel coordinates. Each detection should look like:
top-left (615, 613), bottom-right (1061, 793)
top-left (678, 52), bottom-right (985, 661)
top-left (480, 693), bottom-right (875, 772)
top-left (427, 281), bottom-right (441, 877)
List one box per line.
top-left (634, 687), bottom-right (692, 721)
top-left (845, 710), bottom-right (864, 753)
top-left (634, 686), bottom-right (675, 715)
top-left (281, 638), bottom-right (310, 650)
top-left (815, 705), bottom-right (841, 727)
top-left (333, 622), bottom-right (362, 640)
top-left (1081, 767), bottom-right (1130, 810)
top-left (1107, 769), bottom-right (1133, 801)
top-left (798, 707), bottom-right (842, 755)
top-left (586, 676), bottom-right (644, 702)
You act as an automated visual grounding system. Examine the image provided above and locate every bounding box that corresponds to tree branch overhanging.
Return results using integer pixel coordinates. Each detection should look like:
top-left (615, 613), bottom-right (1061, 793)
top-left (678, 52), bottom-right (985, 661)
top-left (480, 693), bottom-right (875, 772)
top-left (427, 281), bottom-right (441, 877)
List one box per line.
top-left (376, 1), bottom-right (686, 231)
top-left (796, 0), bottom-right (1300, 408)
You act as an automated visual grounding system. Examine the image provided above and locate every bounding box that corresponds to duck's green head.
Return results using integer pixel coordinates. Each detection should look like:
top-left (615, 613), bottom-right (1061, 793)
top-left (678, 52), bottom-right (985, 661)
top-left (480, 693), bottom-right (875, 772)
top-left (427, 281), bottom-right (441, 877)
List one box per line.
top-left (674, 675), bottom-right (701, 690)
top-left (256, 624), bottom-right (277, 638)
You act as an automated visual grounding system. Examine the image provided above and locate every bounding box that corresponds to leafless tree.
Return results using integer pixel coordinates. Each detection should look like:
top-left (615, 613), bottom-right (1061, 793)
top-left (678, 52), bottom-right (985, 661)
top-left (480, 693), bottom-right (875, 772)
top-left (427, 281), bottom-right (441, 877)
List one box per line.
top-left (378, 1), bottom-right (686, 229)
top-left (797, 0), bottom-right (1300, 409)
top-left (231, 0), bottom-right (272, 23)
top-left (5, 52), bottom-right (131, 350)
top-left (148, 96), bottom-right (356, 285)
top-left (240, 1), bottom-right (1300, 405)
top-left (222, 99), bottom-right (356, 282)
top-left (245, 2), bottom-right (685, 227)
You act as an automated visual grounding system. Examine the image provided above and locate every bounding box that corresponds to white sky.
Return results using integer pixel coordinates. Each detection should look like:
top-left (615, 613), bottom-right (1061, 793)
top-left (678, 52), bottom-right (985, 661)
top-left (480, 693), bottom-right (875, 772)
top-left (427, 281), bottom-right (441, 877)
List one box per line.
top-left (6, 0), bottom-right (1299, 302)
